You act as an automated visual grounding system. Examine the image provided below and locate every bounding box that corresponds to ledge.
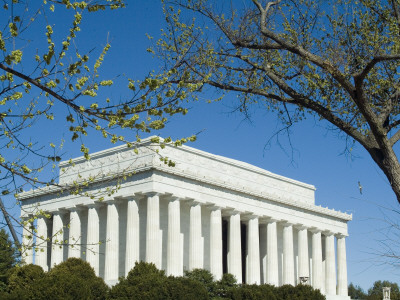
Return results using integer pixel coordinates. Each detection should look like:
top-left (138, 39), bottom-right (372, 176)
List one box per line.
top-left (17, 161), bottom-right (352, 222)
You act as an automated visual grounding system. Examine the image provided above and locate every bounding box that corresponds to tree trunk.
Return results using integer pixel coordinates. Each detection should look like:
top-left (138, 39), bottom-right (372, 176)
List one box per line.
top-left (367, 146), bottom-right (400, 205)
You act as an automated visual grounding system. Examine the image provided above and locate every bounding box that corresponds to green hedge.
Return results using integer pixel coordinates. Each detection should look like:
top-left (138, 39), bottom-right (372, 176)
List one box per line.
top-left (1, 258), bottom-right (108, 300)
top-left (1, 260), bottom-right (326, 300)
top-left (108, 262), bottom-right (208, 300)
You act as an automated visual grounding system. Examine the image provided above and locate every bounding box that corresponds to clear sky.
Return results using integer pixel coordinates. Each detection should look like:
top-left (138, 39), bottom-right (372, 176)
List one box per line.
top-left (4, 1), bottom-right (400, 291)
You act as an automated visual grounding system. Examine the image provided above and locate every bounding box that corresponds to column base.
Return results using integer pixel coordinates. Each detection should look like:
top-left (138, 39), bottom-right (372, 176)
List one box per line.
top-left (326, 295), bottom-right (350, 300)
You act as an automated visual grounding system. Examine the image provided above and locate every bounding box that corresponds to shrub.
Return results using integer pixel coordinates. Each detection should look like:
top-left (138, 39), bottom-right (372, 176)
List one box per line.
top-left (44, 258), bottom-right (108, 300)
top-left (3, 264), bottom-right (46, 300)
top-left (185, 268), bottom-right (216, 297)
top-left (3, 259), bottom-right (108, 300)
top-left (214, 273), bottom-right (238, 299)
top-left (0, 229), bottom-right (18, 286)
top-left (109, 262), bottom-right (209, 300)
top-left (228, 284), bottom-right (277, 300)
top-left (165, 276), bottom-right (209, 300)
top-left (275, 284), bottom-right (325, 300)
top-left (108, 262), bottom-right (169, 300)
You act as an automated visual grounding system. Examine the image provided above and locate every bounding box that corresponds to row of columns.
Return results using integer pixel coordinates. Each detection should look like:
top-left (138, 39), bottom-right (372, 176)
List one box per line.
top-left (22, 193), bottom-right (348, 296)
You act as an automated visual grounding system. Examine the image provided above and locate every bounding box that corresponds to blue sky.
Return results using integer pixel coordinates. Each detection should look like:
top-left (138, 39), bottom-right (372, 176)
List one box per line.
top-left (83, 2), bottom-right (399, 290)
top-left (3, 1), bottom-right (400, 291)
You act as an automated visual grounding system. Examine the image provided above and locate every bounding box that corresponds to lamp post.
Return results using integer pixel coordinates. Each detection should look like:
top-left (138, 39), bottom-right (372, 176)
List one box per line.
top-left (383, 287), bottom-right (391, 300)
top-left (299, 276), bottom-right (309, 285)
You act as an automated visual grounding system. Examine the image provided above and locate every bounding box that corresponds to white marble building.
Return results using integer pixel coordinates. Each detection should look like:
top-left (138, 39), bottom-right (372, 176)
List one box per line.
top-left (18, 137), bottom-right (351, 300)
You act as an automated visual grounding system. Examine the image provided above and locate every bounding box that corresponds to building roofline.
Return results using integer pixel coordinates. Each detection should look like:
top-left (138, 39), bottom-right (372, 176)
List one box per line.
top-left (59, 136), bottom-right (316, 191)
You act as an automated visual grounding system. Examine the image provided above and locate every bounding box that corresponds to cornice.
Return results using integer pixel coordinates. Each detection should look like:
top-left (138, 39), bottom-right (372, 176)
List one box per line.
top-left (17, 161), bottom-right (352, 222)
top-left (152, 162), bottom-right (352, 221)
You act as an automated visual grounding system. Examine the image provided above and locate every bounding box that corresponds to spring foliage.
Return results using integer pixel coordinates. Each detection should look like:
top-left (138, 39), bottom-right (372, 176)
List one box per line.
top-left (0, 0), bottom-right (196, 202)
top-left (0, 0), bottom-right (198, 255)
top-left (147, 0), bottom-right (400, 205)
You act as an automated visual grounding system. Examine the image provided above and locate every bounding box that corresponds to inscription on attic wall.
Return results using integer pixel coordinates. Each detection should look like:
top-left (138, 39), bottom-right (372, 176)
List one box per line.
top-left (58, 144), bottom-right (315, 205)
top-left (158, 147), bottom-right (315, 205)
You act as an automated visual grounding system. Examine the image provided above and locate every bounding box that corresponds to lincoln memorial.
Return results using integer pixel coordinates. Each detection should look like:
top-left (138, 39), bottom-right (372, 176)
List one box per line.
top-left (18, 137), bottom-right (351, 300)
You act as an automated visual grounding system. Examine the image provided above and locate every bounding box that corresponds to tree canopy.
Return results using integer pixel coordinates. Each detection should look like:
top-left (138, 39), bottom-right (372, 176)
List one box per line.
top-left (367, 280), bottom-right (400, 300)
top-left (0, 0), bottom-right (197, 247)
top-left (348, 283), bottom-right (367, 299)
top-left (0, 228), bottom-right (18, 287)
top-left (147, 0), bottom-right (400, 204)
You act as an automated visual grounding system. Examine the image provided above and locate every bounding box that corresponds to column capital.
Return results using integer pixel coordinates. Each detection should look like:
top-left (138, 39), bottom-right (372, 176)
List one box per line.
top-left (114, 191), bottom-right (141, 201)
top-left (144, 191), bottom-right (161, 198)
top-left (103, 198), bottom-right (118, 205)
top-left (46, 208), bottom-right (64, 215)
top-left (335, 233), bottom-right (348, 238)
top-left (222, 207), bottom-right (241, 217)
top-left (207, 204), bottom-right (224, 212)
top-left (241, 212), bottom-right (258, 221)
top-left (86, 202), bottom-right (101, 209)
top-left (308, 227), bottom-right (322, 234)
top-left (281, 220), bottom-right (294, 227)
top-left (247, 214), bottom-right (259, 221)
top-left (64, 205), bottom-right (85, 212)
top-left (323, 230), bottom-right (335, 237)
top-left (187, 199), bottom-right (203, 207)
top-left (295, 224), bottom-right (309, 230)
top-left (37, 213), bottom-right (52, 222)
top-left (266, 217), bottom-right (280, 223)
top-left (167, 195), bottom-right (182, 202)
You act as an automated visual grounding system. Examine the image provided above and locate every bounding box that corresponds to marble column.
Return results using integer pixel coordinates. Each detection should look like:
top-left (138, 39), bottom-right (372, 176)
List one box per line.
top-left (86, 204), bottom-right (100, 276)
top-left (267, 219), bottom-right (279, 286)
top-left (167, 197), bottom-right (182, 276)
top-left (68, 208), bottom-right (81, 258)
top-left (311, 229), bottom-right (323, 291)
top-left (36, 216), bottom-right (49, 271)
top-left (21, 217), bottom-right (34, 265)
top-left (146, 193), bottom-right (161, 269)
top-left (298, 226), bottom-right (309, 282)
top-left (210, 207), bottom-right (223, 280)
top-left (125, 197), bottom-right (140, 276)
top-left (189, 202), bottom-right (203, 270)
top-left (325, 232), bottom-right (336, 295)
top-left (247, 216), bottom-right (260, 284)
top-left (228, 212), bottom-right (242, 283)
top-left (104, 201), bottom-right (119, 283)
top-left (51, 211), bottom-right (64, 267)
top-left (337, 235), bottom-right (348, 296)
top-left (282, 223), bottom-right (295, 285)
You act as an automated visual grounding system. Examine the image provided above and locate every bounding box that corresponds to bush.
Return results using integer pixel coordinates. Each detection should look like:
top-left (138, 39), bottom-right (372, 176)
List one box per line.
top-left (44, 258), bottom-right (108, 300)
top-left (108, 262), bottom-right (170, 300)
top-left (185, 269), bottom-right (216, 297)
top-left (228, 284), bottom-right (277, 300)
top-left (2, 264), bottom-right (46, 300)
top-left (0, 229), bottom-right (18, 286)
top-left (2, 259), bottom-right (108, 300)
top-left (110, 265), bottom-right (325, 300)
top-left (275, 284), bottom-right (325, 300)
top-left (214, 273), bottom-right (238, 299)
top-left (165, 276), bottom-right (209, 300)
top-left (2, 260), bottom-right (326, 300)
top-left (108, 262), bottom-right (208, 300)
